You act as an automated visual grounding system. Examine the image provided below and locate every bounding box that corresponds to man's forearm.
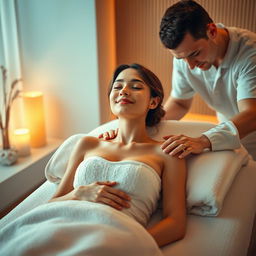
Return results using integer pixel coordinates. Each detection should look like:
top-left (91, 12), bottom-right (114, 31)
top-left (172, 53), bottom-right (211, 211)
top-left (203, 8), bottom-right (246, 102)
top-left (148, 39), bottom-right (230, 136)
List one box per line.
top-left (163, 97), bottom-right (190, 120)
top-left (231, 110), bottom-right (256, 140)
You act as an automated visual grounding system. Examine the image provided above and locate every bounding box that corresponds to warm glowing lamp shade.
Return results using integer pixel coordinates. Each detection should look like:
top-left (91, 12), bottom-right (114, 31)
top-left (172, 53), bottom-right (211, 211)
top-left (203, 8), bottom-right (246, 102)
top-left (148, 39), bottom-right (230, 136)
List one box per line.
top-left (23, 91), bottom-right (46, 147)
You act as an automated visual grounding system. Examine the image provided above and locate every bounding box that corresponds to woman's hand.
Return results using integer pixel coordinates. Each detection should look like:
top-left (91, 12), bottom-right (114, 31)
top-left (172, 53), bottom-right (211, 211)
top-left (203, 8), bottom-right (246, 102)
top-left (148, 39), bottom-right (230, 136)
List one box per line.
top-left (73, 181), bottom-right (131, 210)
top-left (98, 129), bottom-right (118, 140)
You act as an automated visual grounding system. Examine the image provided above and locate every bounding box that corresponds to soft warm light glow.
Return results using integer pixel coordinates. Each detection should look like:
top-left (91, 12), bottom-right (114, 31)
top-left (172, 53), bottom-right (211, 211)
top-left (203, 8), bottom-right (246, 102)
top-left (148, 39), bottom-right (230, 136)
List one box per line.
top-left (182, 113), bottom-right (218, 124)
top-left (14, 128), bottom-right (29, 135)
top-left (23, 91), bottom-right (43, 98)
top-left (13, 128), bottom-right (31, 156)
top-left (23, 91), bottom-right (46, 147)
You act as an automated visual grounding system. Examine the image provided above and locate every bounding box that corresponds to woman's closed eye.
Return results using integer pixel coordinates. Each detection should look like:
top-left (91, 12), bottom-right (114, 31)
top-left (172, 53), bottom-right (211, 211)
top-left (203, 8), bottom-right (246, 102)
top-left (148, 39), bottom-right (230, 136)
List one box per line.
top-left (113, 84), bottom-right (123, 90)
top-left (131, 85), bottom-right (143, 90)
top-left (113, 84), bottom-right (143, 90)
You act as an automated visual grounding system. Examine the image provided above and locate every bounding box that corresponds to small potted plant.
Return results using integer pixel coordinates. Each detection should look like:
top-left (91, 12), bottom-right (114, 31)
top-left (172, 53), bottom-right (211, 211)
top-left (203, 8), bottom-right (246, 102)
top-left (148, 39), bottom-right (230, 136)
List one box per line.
top-left (0, 65), bottom-right (22, 165)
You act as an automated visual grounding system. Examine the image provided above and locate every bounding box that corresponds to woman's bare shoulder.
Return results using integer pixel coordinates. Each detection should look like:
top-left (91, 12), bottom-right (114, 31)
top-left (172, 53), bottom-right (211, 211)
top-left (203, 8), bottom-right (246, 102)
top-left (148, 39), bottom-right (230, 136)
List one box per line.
top-left (152, 142), bottom-right (184, 166)
top-left (77, 136), bottom-right (100, 150)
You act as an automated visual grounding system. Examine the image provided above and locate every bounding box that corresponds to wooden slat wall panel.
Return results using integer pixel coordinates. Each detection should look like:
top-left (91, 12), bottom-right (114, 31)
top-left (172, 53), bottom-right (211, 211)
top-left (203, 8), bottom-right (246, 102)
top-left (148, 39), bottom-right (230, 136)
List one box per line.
top-left (96, 0), bottom-right (116, 123)
top-left (115, 0), bottom-right (256, 115)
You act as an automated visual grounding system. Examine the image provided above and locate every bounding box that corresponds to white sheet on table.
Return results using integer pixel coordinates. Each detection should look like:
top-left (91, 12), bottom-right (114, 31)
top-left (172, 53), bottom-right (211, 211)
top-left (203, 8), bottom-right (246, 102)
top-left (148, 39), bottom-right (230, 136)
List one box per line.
top-left (0, 200), bottom-right (162, 256)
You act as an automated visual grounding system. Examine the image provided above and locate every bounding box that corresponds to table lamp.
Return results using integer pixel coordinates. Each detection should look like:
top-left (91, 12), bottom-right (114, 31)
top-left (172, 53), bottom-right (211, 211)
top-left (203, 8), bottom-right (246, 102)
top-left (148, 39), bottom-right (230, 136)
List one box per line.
top-left (23, 91), bottom-right (46, 147)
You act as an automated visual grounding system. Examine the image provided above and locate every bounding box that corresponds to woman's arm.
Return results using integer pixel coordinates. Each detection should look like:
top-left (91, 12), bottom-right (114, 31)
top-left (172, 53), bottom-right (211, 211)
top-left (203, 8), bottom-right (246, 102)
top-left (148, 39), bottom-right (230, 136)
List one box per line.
top-left (147, 155), bottom-right (187, 247)
top-left (49, 136), bottom-right (89, 202)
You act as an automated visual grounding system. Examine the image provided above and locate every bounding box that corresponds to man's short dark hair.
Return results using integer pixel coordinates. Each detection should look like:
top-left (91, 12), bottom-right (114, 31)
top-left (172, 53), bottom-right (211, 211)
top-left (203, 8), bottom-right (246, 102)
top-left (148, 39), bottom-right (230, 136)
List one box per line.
top-left (159, 0), bottom-right (213, 49)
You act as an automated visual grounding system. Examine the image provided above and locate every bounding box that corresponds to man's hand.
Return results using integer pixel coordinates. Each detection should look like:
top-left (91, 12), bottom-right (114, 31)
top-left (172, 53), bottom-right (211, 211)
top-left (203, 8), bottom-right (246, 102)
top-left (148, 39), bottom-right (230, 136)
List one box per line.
top-left (98, 128), bottom-right (118, 140)
top-left (161, 134), bottom-right (211, 158)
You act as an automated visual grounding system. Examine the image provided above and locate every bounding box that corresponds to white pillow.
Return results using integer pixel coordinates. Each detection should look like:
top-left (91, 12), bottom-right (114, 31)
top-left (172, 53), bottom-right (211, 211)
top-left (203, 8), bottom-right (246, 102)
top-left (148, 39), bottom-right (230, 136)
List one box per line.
top-left (45, 120), bottom-right (249, 216)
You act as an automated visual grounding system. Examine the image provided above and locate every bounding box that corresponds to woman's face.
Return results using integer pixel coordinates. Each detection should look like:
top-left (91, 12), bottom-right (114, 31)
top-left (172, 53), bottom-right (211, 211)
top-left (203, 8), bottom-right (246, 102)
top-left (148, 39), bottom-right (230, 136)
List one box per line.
top-left (109, 68), bottom-right (154, 120)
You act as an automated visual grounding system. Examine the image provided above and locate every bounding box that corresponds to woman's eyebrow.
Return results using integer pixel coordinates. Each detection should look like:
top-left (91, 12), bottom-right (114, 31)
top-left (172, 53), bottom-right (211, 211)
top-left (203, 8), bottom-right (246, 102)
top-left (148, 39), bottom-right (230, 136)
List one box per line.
top-left (114, 79), bottom-right (124, 83)
top-left (114, 79), bottom-right (144, 83)
top-left (130, 79), bottom-right (144, 83)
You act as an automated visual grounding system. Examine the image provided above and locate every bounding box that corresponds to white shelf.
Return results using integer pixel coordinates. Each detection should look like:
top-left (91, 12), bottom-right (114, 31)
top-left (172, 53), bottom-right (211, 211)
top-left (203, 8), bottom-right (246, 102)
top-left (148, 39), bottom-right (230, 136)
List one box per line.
top-left (0, 138), bottom-right (62, 183)
top-left (0, 138), bottom-right (63, 212)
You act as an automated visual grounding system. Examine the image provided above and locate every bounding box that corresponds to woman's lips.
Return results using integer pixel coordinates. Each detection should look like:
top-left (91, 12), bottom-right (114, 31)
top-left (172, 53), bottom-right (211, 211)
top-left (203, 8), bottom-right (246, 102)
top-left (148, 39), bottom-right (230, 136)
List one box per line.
top-left (118, 98), bottom-right (133, 104)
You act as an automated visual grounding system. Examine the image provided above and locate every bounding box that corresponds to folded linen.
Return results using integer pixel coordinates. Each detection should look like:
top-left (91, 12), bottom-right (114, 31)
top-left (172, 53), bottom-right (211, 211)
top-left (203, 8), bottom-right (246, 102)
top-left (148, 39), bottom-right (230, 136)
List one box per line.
top-left (45, 120), bottom-right (249, 216)
top-left (185, 147), bottom-right (248, 216)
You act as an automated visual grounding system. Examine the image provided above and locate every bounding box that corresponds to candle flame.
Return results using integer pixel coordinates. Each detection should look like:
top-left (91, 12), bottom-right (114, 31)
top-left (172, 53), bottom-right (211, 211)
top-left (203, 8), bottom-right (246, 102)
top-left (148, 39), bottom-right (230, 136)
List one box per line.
top-left (23, 91), bottom-right (43, 98)
top-left (14, 128), bottom-right (30, 135)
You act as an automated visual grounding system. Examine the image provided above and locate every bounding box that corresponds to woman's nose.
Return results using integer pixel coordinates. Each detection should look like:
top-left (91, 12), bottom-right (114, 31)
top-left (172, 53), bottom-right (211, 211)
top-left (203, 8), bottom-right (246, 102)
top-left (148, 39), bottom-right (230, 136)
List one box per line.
top-left (120, 86), bottom-right (129, 95)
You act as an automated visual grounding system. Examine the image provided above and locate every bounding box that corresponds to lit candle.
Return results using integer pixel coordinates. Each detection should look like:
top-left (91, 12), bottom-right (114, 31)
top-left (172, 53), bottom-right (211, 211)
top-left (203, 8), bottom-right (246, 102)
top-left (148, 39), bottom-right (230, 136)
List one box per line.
top-left (23, 91), bottom-right (46, 147)
top-left (13, 128), bottom-right (31, 156)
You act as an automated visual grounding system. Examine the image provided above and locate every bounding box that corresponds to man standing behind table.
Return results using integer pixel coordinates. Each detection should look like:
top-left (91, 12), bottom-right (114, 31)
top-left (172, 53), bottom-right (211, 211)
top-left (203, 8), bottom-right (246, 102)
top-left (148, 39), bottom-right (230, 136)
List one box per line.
top-left (159, 0), bottom-right (256, 160)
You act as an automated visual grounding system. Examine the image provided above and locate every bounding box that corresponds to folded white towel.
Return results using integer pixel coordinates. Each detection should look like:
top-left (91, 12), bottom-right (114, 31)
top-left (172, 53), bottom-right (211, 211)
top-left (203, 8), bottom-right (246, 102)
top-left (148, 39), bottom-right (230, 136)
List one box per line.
top-left (186, 147), bottom-right (248, 216)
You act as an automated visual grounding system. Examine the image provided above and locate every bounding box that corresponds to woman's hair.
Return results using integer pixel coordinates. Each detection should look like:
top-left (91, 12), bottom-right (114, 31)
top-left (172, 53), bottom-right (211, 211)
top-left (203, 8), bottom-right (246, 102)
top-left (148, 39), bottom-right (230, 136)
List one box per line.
top-left (108, 63), bottom-right (165, 127)
top-left (159, 0), bottom-right (213, 49)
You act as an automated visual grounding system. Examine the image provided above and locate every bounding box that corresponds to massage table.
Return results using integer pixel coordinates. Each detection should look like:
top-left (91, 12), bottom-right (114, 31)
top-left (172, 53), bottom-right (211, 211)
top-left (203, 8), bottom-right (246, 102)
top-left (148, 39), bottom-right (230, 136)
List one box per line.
top-left (1, 120), bottom-right (255, 256)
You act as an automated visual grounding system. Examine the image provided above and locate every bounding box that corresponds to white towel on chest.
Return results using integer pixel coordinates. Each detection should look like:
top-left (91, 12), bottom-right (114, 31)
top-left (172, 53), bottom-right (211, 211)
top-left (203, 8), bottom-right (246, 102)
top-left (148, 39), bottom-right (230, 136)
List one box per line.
top-left (74, 156), bottom-right (161, 226)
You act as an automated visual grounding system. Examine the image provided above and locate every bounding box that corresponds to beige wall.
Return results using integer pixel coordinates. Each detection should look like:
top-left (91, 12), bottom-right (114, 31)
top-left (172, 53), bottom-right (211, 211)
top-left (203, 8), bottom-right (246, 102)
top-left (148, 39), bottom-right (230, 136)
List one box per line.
top-left (114, 0), bottom-right (256, 117)
top-left (16, 0), bottom-right (101, 139)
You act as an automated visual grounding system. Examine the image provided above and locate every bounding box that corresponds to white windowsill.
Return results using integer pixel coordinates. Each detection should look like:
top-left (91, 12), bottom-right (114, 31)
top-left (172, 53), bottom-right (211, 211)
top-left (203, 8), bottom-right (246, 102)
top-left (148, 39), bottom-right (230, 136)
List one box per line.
top-left (0, 138), bottom-right (62, 212)
top-left (0, 138), bottom-right (62, 182)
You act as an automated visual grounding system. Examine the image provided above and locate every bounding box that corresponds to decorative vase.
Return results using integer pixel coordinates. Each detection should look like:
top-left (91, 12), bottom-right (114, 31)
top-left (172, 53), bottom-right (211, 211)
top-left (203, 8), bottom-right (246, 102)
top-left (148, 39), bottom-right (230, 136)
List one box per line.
top-left (0, 148), bottom-right (18, 166)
